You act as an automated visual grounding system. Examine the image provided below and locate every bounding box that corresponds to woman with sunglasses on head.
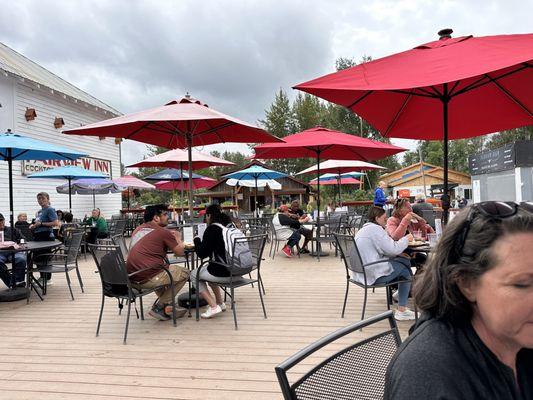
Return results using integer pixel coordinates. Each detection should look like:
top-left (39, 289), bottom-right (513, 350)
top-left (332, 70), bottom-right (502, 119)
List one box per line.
top-left (385, 201), bottom-right (533, 400)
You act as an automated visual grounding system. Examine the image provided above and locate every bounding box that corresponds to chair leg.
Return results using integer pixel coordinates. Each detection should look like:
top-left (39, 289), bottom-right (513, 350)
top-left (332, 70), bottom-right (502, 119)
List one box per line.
top-left (139, 296), bottom-right (144, 320)
top-left (75, 265), bottom-right (84, 293)
top-left (258, 272), bottom-right (266, 295)
top-left (258, 281), bottom-right (267, 319)
top-left (386, 287), bottom-right (391, 310)
top-left (123, 300), bottom-right (132, 345)
top-left (118, 299), bottom-right (123, 315)
top-left (341, 280), bottom-right (350, 318)
top-left (96, 294), bottom-right (105, 337)
top-left (65, 271), bottom-right (75, 301)
top-left (231, 287), bottom-right (238, 330)
top-left (361, 287), bottom-right (368, 320)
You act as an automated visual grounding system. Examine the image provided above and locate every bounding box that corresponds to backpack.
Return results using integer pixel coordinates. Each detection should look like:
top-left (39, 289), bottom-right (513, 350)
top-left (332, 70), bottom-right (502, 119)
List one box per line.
top-left (213, 223), bottom-right (253, 273)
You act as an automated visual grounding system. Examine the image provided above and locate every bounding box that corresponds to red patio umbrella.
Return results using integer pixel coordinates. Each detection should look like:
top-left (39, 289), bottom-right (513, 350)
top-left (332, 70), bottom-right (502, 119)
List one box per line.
top-left (112, 175), bottom-right (155, 210)
top-left (154, 177), bottom-right (216, 191)
top-left (64, 96), bottom-right (281, 215)
top-left (294, 29), bottom-right (533, 221)
top-left (310, 177), bottom-right (361, 185)
top-left (128, 147), bottom-right (234, 211)
top-left (254, 126), bottom-right (405, 258)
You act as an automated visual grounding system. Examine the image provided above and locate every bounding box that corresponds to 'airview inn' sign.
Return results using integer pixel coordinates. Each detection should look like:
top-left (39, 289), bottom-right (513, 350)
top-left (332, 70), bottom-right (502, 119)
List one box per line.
top-left (21, 157), bottom-right (112, 176)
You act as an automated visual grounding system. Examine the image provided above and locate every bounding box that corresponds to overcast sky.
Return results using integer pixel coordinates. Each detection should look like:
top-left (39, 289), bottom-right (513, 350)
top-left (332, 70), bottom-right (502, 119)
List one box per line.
top-left (1, 0), bottom-right (531, 168)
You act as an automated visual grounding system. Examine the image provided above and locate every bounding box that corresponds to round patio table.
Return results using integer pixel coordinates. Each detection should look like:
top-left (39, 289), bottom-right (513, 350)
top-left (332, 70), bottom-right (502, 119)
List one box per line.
top-left (0, 240), bottom-right (61, 302)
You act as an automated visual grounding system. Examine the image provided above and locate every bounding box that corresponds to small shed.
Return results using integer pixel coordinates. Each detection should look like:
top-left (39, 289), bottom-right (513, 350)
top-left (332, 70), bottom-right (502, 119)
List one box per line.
top-left (197, 161), bottom-right (311, 212)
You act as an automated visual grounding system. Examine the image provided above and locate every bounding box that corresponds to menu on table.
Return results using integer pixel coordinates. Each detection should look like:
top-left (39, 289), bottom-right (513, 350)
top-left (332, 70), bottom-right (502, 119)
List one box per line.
top-left (182, 226), bottom-right (194, 244)
top-left (197, 223), bottom-right (207, 239)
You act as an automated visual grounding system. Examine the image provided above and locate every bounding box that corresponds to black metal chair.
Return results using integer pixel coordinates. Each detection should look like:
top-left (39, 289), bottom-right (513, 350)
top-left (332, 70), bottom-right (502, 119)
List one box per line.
top-left (33, 231), bottom-right (84, 300)
top-left (275, 311), bottom-right (401, 400)
top-left (89, 243), bottom-right (179, 344)
top-left (334, 233), bottom-right (414, 320)
top-left (194, 234), bottom-right (268, 329)
top-left (421, 209), bottom-right (436, 230)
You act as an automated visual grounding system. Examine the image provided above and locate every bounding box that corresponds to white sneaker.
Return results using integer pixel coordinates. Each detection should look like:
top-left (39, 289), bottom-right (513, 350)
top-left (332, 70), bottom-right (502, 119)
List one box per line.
top-left (392, 290), bottom-right (399, 303)
top-left (395, 309), bottom-right (416, 321)
top-left (201, 305), bottom-right (223, 319)
top-left (218, 303), bottom-right (227, 312)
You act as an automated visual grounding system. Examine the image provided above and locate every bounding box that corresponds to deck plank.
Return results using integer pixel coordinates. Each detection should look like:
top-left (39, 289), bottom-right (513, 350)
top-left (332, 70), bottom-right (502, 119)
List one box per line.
top-left (0, 243), bottom-right (412, 399)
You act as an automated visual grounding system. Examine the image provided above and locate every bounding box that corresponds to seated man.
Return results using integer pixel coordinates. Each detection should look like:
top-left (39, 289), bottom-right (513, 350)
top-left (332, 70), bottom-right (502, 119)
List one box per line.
top-left (288, 200), bottom-right (312, 253)
top-left (272, 204), bottom-right (303, 258)
top-left (127, 204), bottom-right (189, 321)
top-left (0, 213), bottom-right (26, 288)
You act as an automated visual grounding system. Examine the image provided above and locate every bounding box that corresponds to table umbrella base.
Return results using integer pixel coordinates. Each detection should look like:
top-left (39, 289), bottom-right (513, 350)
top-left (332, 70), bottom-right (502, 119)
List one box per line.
top-left (0, 287), bottom-right (29, 302)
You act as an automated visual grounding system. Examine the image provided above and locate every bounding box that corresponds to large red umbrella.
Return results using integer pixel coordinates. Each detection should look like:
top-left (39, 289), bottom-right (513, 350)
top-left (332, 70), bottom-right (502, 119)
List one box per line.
top-left (64, 96), bottom-right (281, 215)
top-left (294, 30), bottom-right (533, 220)
top-left (297, 159), bottom-right (386, 175)
top-left (112, 175), bottom-right (155, 210)
top-left (254, 126), bottom-right (405, 258)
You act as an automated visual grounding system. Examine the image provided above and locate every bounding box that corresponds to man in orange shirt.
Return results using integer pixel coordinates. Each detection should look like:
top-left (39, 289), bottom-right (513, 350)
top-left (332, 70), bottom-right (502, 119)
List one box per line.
top-left (127, 204), bottom-right (189, 321)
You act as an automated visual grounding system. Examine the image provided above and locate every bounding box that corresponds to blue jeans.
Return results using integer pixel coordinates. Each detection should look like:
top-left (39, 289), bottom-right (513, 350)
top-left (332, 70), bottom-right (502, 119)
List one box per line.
top-left (0, 253), bottom-right (27, 287)
top-left (374, 257), bottom-right (412, 307)
top-left (287, 231), bottom-right (301, 248)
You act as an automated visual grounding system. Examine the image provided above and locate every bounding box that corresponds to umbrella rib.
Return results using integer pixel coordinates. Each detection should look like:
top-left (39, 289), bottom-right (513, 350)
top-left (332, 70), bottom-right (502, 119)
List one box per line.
top-left (125, 122), bottom-right (167, 140)
top-left (383, 92), bottom-right (413, 137)
top-left (483, 73), bottom-right (533, 117)
top-left (452, 64), bottom-right (529, 98)
top-left (447, 80), bottom-right (463, 97)
top-left (194, 121), bottom-right (236, 141)
top-left (389, 89), bottom-right (436, 98)
top-left (200, 120), bottom-right (226, 144)
top-left (346, 91), bottom-right (374, 109)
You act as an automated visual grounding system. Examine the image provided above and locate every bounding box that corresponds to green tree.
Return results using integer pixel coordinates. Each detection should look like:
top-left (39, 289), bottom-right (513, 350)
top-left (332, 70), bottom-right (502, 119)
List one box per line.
top-left (486, 126), bottom-right (533, 149)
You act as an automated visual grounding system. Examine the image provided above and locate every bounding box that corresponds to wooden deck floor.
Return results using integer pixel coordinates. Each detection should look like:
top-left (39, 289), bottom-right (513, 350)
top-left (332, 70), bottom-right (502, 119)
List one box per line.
top-left (0, 246), bottom-right (412, 400)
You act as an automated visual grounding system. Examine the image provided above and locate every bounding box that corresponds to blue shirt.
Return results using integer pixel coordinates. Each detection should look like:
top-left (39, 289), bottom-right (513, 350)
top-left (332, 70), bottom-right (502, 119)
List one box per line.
top-left (374, 187), bottom-right (387, 207)
top-left (35, 206), bottom-right (58, 237)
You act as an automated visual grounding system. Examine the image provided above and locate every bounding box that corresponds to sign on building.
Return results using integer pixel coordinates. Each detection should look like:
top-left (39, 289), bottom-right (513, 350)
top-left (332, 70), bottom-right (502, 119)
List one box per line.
top-left (21, 157), bottom-right (112, 176)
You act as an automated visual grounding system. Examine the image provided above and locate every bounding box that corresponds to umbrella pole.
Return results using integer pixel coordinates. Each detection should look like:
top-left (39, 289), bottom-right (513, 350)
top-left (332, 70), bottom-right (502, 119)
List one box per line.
top-left (442, 84), bottom-right (450, 224)
top-left (7, 153), bottom-right (15, 241)
top-left (127, 186), bottom-right (130, 211)
top-left (68, 177), bottom-right (72, 213)
top-left (93, 190), bottom-right (96, 209)
top-left (337, 176), bottom-right (342, 206)
top-left (312, 151), bottom-right (327, 260)
top-left (180, 164), bottom-right (184, 222)
top-left (255, 176), bottom-right (258, 217)
top-left (187, 135), bottom-right (194, 218)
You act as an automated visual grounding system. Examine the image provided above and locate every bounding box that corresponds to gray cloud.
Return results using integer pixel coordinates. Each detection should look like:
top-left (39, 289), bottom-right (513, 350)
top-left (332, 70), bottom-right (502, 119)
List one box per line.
top-left (1, 0), bottom-right (531, 166)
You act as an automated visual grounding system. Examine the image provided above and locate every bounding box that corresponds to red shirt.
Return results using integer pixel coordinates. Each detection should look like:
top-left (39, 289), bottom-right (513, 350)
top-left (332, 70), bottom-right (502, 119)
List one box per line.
top-left (126, 221), bottom-right (178, 283)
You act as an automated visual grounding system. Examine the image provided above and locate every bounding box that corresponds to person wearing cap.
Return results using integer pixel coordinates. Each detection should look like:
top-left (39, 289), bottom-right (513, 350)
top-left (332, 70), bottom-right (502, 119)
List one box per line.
top-left (0, 213), bottom-right (27, 288)
top-left (272, 204), bottom-right (304, 258)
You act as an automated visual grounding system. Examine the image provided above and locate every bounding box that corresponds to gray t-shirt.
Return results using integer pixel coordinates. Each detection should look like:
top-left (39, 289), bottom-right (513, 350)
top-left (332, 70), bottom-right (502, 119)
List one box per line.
top-left (385, 316), bottom-right (533, 399)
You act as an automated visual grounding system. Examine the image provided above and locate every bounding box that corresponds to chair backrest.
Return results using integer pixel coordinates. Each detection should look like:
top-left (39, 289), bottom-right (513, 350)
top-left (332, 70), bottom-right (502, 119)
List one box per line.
top-left (334, 234), bottom-right (365, 274)
top-left (65, 231), bottom-right (84, 264)
top-left (112, 219), bottom-right (127, 236)
top-left (89, 243), bottom-right (131, 297)
top-left (421, 209), bottom-right (436, 229)
top-left (248, 224), bottom-right (268, 236)
top-left (275, 311), bottom-right (401, 400)
top-left (227, 234), bottom-right (267, 276)
top-left (110, 234), bottom-right (128, 259)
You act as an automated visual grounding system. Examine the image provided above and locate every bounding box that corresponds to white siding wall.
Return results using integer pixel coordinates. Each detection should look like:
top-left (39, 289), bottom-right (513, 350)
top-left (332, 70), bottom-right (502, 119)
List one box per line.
top-left (0, 76), bottom-right (122, 223)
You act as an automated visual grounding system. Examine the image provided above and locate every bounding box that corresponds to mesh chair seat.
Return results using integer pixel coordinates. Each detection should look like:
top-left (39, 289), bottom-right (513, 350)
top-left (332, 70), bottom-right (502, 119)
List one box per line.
top-left (276, 311), bottom-right (401, 400)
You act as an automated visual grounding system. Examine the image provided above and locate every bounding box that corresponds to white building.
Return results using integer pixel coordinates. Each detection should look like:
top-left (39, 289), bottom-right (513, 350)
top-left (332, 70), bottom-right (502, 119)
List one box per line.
top-left (0, 42), bottom-right (123, 221)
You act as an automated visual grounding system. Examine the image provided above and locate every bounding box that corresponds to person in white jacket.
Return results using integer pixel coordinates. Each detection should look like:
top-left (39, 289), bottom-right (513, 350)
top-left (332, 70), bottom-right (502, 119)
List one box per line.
top-left (354, 206), bottom-right (416, 320)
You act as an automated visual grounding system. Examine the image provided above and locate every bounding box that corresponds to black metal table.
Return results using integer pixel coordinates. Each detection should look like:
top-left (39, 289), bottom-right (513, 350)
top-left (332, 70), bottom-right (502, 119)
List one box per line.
top-left (0, 240), bottom-right (62, 303)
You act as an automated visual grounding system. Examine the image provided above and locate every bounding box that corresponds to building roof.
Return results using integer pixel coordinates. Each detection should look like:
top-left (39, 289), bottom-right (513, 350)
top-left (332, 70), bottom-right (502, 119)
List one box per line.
top-left (0, 42), bottom-right (120, 115)
top-left (380, 162), bottom-right (470, 187)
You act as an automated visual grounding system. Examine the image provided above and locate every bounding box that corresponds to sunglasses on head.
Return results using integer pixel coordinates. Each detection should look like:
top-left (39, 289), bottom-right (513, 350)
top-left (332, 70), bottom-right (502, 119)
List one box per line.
top-left (455, 201), bottom-right (533, 258)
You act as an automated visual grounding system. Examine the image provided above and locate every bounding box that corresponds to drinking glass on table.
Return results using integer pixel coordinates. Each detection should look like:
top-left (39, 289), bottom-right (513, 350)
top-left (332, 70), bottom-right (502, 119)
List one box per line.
top-left (427, 233), bottom-right (438, 248)
top-left (412, 230), bottom-right (423, 241)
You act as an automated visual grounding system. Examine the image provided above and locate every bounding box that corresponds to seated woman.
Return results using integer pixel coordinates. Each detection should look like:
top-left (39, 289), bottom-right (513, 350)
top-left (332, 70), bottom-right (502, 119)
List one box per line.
top-left (386, 198), bottom-right (435, 240)
top-left (272, 204), bottom-right (303, 258)
top-left (190, 204), bottom-right (232, 319)
top-left (354, 206), bottom-right (415, 321)
top-left (385, 201), bottom-right (533, 399)
top-left (83, 208), bottom-right (108, 244)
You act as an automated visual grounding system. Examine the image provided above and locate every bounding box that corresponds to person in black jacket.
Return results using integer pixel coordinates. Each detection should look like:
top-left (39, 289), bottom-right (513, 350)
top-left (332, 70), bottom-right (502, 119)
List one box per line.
top-left (190, 204), bottom-right (233, 319)
top-left (0, 213), bottom-right (26, 288)
top-left (385, 201), bottom-right (533, 400)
